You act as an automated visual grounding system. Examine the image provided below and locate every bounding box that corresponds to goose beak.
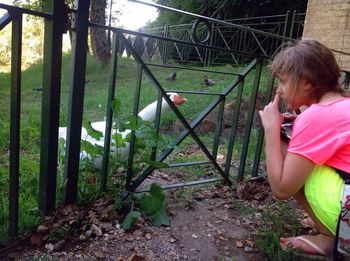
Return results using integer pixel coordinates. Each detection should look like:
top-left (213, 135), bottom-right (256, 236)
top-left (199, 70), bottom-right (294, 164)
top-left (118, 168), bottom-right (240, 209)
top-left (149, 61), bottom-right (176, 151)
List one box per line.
top-left (173, 94), bottom-right (187, 106)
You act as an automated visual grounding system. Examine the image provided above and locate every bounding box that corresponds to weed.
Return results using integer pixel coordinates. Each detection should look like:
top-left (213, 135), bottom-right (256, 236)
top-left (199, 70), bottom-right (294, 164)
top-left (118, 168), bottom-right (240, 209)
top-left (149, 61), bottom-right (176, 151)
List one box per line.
top-left (256, 201), bottom-right (303, 261)
top-left (231, 198), bottom-right (256, 216)
top-left (47, 228), bottom-right (65, 242)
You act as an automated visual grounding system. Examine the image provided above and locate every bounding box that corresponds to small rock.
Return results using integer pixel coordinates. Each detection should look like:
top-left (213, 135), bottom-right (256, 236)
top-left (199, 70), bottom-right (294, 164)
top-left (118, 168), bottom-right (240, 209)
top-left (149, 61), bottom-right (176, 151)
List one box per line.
top-left (145, 233), bottom-right (152, 240)
top-left (53, 239), bottom-right (65, 251)
top-left (85, 230), bottom-right (93, 237)
top-left (236, 241), bottom-right (244, 248)
top-left (255, 213), bottom-right (262, 220)
top-left (170, 237), bottom-right (177, 243)
top-left (219, 236), bottom-right (228, 241)
top-left (244, 246), bottom-right (253, 252)
top-left (191, 234), bottom-right (198, 239)
top-left (246, 240), bottom-right (254, 248)
top-left (45, 243), bottom-right (54, 252)
top-left (91, 224), bottom-right (102, 236)
top-left (37, 225), bottom-right (49, 233)
top-left (94, 250), bottom-right (105, 259)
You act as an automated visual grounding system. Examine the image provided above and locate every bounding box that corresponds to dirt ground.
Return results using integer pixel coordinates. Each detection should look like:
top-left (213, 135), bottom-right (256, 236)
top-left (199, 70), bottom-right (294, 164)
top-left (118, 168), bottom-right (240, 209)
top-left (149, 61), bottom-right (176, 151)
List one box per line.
top-left (0, 173), bottom-right (304, 261)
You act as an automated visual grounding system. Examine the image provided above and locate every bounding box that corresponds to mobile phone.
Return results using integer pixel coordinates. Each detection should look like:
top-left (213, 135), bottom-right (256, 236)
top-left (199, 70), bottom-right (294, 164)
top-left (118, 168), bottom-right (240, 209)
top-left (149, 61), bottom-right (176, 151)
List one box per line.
top-left (280, 122), bottom-right (293, 141)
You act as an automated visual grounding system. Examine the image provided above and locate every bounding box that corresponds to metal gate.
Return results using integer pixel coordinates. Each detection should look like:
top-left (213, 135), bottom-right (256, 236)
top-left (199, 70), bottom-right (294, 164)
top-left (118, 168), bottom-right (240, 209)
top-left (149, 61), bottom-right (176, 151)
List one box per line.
top-left (0, 0), bottom-right (297, 242)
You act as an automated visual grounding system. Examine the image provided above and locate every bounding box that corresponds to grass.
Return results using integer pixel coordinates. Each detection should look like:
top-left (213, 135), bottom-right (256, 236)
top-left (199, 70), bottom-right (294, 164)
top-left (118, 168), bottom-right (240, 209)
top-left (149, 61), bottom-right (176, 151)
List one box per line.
top-left (256, 201), bottom-right (305, 261)
top-left (0, 52), bottom-right (271, 243)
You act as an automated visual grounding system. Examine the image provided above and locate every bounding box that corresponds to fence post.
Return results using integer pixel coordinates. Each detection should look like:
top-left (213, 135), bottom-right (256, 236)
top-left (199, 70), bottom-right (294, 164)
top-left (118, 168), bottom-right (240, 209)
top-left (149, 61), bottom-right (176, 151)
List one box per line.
top-left (38, 0), bottom-right (65, 215)
top-left (9, 10), bottom-right (22, 240)
top-left (63, 0), bottom-right (90, 205)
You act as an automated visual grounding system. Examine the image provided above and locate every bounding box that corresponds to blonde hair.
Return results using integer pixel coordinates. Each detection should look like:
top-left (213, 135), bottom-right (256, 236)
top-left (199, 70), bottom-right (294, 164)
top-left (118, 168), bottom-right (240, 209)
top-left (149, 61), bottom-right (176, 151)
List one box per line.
top-left (269, 39), bottom-right (342, 101)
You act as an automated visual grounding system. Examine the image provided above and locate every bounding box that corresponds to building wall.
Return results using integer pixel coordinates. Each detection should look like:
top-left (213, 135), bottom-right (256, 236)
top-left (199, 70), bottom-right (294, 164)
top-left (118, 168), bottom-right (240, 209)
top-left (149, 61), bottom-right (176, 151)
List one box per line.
top-left (303, 0), bottom-right (350, 71)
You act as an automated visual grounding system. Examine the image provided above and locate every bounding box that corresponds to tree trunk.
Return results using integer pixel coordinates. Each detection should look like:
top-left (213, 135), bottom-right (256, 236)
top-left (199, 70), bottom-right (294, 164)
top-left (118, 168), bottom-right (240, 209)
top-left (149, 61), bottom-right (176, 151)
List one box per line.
top-left (90, 0), bottom-right (111, 64)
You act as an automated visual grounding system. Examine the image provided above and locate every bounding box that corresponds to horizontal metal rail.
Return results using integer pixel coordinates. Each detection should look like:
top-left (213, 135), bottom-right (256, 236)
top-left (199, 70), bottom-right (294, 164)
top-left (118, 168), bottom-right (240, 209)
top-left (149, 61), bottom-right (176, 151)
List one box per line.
top-left (130, 0), bottom-right (295, 42)
top-left (135, 177), bottom-right (224, 193)
top-left (144, 63), bottom-right (242, 76)
top-left (0, 3), bottom-right (52, 19)
top-left (89, 22), bottom-right (267, 59)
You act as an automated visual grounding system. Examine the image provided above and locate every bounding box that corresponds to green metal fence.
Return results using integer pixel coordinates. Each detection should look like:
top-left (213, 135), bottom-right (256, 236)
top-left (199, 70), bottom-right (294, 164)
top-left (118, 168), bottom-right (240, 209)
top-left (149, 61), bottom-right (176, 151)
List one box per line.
top-left (136, 10), bottom-right (305, 66)
top-left (0, 0), bottom-right (297, 243)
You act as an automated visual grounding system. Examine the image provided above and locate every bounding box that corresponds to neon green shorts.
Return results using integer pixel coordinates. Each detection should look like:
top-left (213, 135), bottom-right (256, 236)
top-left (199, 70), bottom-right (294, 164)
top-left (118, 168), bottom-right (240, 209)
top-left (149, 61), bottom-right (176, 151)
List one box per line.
top-left (304, 165), bottom-right (344, 235)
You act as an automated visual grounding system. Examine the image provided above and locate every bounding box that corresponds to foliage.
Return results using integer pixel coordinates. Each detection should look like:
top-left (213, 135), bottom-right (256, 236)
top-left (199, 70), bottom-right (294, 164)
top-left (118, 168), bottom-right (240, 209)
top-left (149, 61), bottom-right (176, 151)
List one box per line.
top-left (256, 201), bottom-right (303, 260)
top-left (139, 183), bottom-right (169, 227)
top-left (121, 183), bottom-right (169, 230)
top-left (121, 210), bottom-right (141, 230)
top-left (0, 15), bottom-right (45, 72)
top-left (151, 0), bottom-right (307, 27)
top-left (12, 0), bottom-right (74, 11)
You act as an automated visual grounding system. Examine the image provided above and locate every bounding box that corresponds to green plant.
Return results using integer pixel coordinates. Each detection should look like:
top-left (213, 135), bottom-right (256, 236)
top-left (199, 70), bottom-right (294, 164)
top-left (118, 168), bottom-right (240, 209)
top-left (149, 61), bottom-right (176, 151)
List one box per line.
top-left (47, 228), bottom-right (65, 242)
top-left (256, 201), bottom-right (303, 261)
top-left (121, 183), bottom-right (169, 230)
top-left (231, 198), bottom-right (256, 216)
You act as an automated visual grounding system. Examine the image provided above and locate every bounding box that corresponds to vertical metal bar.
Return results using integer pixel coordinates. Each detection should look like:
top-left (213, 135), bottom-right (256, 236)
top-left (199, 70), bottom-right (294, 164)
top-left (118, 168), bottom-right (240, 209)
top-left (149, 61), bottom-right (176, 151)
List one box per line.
top-left (100, 32), bottom-right (119, 191)
top-left (207, 24), bottom-right (214, 66)
top-left (224, 80), bottom-right (243, 177)
top-left (282, 11), bottom-right (290, 38)
top-left (289, 10), bottom-right (296, 38)
top-left (39, 0), bottom-right (65, 215)
top-left (212, 96), bottom-right (225, 159)
top-left (126, 65), bottom-right (143, 190)
top-left (237, 59), bottom-right (263, 180)
top-left (251, 74), bottom-right (274, 177)
top-left (63, 0), bottom-right (90, 205)
top-left (162, 25), bottom-right (168, 64)
top-left (9, 12), bottom-right (22, 240)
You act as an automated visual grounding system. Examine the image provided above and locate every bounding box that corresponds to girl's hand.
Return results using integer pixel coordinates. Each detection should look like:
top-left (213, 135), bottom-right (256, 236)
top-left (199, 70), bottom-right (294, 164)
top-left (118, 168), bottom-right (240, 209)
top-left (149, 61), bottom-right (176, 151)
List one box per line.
top-left (282, 112), bottom-right (297, 123)
top-left (259, 94), bottom-right (283, 132)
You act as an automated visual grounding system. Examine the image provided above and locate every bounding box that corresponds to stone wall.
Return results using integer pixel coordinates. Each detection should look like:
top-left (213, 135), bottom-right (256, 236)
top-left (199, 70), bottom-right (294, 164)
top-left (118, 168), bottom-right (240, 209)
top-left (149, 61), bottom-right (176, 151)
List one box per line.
top-left (302, 0), bottom-right (350, 71)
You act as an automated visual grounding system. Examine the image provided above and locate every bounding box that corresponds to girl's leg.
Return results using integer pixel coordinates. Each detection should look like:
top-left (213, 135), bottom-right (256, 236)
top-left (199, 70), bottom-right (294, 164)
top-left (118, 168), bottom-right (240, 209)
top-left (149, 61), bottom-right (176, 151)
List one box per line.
top-left (294, 189), bottom-right (333, 237)
top-left (281, 189), bottom-right (334, 255)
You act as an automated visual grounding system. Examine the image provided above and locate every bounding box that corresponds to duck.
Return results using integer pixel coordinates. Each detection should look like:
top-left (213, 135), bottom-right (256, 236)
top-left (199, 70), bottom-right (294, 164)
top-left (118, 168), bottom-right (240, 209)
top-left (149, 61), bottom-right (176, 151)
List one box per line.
top-left (58, 92), bottom-right (187, 168)
top-left (203, 75), bottom-right (215, 86)
top-left (166, 71), bottom-right (177, 81)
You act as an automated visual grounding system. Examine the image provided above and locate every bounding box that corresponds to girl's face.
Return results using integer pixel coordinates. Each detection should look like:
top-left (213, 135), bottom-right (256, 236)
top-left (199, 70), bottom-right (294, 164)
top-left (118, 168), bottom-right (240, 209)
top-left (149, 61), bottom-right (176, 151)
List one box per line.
top-left (276, 73), bottom-right (311, 110)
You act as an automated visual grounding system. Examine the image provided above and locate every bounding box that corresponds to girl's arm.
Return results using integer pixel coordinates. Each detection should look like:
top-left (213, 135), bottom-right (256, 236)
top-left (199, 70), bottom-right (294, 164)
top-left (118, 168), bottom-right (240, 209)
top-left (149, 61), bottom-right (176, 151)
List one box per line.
top-left (260, 94), bottom-right (314, 199)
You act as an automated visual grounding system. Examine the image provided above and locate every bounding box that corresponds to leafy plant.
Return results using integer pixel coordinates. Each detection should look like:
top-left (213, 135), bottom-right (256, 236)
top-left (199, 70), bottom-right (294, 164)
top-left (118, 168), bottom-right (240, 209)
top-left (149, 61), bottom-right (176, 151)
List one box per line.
top-left (121, 211), bottom-right (141, 230)
top-left (121, 183), bottom-right (169, 230)
top-left (255, 201), bottom-right (303, 261)
top-left (139, 183), bottom-right (170, 227)
top-left (47, 228), bottom-right (65, 242)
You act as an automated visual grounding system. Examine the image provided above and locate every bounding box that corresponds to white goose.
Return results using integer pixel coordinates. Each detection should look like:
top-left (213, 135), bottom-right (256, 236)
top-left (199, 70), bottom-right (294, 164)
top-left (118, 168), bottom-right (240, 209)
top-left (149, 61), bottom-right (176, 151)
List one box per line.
top-left (58, 93), bottom-right (187, 168)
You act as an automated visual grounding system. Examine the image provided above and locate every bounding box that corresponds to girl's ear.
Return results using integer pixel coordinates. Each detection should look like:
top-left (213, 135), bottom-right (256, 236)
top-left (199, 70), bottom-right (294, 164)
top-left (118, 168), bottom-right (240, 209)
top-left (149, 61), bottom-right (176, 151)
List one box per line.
top-left (300, 78), bottom-right (312, 91)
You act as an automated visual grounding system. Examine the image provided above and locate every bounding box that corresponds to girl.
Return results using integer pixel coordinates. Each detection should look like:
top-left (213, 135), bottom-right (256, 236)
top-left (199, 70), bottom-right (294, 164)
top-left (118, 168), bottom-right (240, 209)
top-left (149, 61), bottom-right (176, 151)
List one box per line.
top-left (259, 39), bottom-right (350, 257)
